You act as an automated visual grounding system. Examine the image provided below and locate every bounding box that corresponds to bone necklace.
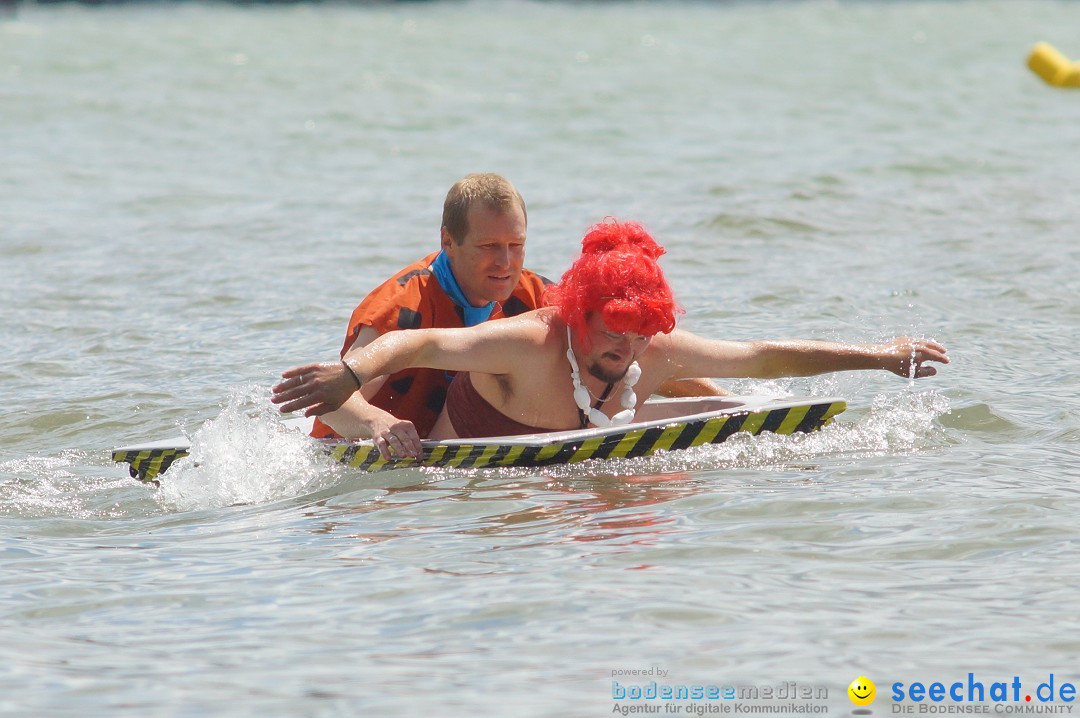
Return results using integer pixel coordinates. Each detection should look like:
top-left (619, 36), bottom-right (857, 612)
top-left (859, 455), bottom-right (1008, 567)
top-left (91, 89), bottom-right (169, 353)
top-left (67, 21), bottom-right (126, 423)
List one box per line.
top-left (566, 326), bottom-right (640, 428)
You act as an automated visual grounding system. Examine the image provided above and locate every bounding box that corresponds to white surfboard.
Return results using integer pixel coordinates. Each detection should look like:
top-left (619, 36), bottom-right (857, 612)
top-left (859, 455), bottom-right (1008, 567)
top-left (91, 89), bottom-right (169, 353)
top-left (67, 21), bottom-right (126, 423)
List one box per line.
top-left (113, 395), bottom-right (847, 483)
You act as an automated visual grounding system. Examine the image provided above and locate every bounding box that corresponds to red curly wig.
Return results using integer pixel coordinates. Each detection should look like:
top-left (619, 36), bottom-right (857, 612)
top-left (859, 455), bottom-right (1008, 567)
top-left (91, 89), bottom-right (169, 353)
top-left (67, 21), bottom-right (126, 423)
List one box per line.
top-left (545, 219), bottom-right (681, 342)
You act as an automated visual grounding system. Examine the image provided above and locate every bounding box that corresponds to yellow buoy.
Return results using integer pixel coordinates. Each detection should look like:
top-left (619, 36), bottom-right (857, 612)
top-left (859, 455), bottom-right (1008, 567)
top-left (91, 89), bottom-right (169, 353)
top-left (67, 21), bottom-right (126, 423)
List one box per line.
top-left (1028, 42), bottom-right (1080, 88)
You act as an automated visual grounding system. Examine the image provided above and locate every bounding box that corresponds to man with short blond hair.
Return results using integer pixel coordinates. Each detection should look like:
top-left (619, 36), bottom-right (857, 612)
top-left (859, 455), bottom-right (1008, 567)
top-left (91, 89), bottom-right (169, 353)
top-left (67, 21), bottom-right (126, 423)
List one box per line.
top-left (441, 173), bottom-right (527, 244)
top-left (308, 173), bottom-right (546, 448)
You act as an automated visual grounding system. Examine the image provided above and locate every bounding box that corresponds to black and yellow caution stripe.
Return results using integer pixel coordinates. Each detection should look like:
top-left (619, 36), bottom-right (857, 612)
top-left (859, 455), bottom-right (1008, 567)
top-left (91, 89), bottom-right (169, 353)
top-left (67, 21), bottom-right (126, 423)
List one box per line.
top-left (112, 397), bottom-right (847, 484)
top-left (329, 397), bottom-right (846, 473)
top-left (111, 447), bottom-right (189, 485)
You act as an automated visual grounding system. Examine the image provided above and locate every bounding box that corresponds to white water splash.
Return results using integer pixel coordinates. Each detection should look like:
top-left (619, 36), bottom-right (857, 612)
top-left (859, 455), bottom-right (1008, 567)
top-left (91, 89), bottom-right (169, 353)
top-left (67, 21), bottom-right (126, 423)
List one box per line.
top-left (696, 388), bottom-right (953, 470)
top-left (155, 385), bottom-right (332, 511)
top-left (846, 389), bottom-right (953, 453)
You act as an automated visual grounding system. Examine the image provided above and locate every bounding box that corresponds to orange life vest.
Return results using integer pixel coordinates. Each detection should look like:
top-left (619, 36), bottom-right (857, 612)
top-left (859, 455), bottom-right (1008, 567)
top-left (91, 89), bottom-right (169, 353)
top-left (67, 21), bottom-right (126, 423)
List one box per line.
top-left (311, 252), bottom-right (550, 439)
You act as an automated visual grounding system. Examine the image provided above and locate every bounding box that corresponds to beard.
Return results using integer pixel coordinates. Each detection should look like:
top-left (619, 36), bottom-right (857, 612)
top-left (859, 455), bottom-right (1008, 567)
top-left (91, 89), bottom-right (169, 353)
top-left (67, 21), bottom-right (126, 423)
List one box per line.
top-left (586, 355), bottom-right (630, 384)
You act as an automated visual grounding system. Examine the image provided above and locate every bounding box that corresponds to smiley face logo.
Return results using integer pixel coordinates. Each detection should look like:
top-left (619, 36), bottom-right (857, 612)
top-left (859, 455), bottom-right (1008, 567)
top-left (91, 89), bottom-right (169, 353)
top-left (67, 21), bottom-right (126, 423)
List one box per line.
top-left (848, 676), bottom-right (876, 706)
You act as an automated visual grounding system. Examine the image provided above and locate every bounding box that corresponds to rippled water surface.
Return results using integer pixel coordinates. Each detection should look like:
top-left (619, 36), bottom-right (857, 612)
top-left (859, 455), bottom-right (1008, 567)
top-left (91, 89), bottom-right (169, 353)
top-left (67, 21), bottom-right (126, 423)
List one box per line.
top-left (3, 1), bottom-right (1080, 715)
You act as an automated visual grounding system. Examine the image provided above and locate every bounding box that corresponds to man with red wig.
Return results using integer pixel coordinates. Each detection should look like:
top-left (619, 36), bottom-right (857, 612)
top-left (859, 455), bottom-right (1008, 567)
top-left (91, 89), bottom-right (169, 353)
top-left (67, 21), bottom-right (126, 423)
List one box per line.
top-left (306, 174), bottom-right (720, 457)
top-left (274, 219), bottom-right (949, 459)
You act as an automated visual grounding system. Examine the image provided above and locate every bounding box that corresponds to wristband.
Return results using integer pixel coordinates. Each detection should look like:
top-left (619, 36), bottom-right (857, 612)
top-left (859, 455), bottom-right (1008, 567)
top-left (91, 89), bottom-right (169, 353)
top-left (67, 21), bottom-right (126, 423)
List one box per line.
top-left (342, 361), bottom-right (363, 390)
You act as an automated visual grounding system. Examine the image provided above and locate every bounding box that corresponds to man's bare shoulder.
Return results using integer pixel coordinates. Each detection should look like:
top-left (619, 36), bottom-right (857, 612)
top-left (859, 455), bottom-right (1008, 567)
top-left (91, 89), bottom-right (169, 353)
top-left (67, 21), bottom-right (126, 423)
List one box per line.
top-left (653, 327), bottom-right (741, 349)
top-left (644, 327), bottom-right (697, 355)
top-left (642, 328), bottom-right (746, 369)
top-left (480, 307), bottom-right (560, 343)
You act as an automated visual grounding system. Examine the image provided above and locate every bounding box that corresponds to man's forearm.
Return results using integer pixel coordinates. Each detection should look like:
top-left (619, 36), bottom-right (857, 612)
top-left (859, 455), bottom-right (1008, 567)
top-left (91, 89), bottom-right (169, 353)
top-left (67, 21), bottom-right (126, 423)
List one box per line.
top-left (747, 338), bottom-right (946, 379)
top-left (343, 330), bottom-right (430, 385)
top-left (319, 395), bottom-right (394, 440)
top-left (747, 340), bottom-right (881, 378)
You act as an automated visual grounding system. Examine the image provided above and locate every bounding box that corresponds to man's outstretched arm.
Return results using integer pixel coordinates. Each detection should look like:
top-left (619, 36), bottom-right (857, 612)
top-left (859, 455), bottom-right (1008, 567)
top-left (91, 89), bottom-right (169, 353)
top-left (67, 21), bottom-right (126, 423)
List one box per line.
top-left (272, 316), bottom-right (539, 417)
top-left (659, 332), bottom-right (949, 382)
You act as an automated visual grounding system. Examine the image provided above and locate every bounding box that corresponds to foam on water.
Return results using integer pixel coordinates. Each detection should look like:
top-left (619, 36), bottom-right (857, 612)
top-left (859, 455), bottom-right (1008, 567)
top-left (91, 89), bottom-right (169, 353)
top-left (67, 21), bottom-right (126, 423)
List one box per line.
top-left (154, 385), bottom-right (333, 512)
top-left (0, 452), bottom-right (104, 519)
top-left (686, 387), bottom-right (952, 471)
top-left (0, 387), bottom-right (951, 520)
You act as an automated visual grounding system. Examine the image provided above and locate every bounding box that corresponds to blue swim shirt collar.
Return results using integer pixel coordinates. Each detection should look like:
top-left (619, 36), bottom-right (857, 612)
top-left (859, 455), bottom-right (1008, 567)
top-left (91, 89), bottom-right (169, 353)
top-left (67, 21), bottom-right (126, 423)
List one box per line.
top-left (431, 250), bottom-right (497, 327)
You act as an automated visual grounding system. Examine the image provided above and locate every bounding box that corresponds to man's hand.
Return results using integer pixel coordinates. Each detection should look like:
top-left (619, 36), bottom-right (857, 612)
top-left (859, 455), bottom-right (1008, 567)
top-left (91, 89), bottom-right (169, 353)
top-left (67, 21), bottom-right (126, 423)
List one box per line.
top-left (366, 415), bottom-right (422, 460)
top-left (272, 362), bottom-right (357, 416)
top-left (877, 338), bottom-right (950, 379)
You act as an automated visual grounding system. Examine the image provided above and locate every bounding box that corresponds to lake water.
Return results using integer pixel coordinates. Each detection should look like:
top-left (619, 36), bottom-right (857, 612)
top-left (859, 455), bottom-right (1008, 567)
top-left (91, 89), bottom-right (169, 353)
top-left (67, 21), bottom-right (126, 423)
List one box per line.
top-left (3, 0), bottom-right (1080, 715)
